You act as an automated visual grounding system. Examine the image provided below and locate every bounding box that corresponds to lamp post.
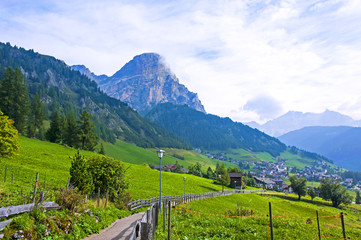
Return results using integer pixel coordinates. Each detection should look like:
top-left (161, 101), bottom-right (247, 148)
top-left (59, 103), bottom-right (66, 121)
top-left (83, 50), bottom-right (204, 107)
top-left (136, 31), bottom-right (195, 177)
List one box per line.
top-left (183, 177), bottom-right (186, 202)
top-left (157, 149), bottom-right (165, 212)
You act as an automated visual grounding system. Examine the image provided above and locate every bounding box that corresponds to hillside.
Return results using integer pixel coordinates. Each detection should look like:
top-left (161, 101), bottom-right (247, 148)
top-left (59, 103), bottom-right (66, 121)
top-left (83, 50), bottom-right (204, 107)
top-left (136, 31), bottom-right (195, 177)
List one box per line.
top-left (0, 42), bottom-right (190, 149)
top-left (0, 136), bottom-right (229, 199)
top-left (73, 53), bottom-right (206, 115)
top-left (279, 126), bottom-right (361, 171)
top-left (146, 103), bottom-right (287, 156)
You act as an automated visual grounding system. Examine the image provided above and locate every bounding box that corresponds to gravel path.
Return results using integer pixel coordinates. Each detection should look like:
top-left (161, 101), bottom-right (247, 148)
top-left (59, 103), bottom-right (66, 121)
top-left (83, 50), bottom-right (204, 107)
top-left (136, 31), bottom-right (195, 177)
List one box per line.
top-left (83, 212), bottom-right (144, 240)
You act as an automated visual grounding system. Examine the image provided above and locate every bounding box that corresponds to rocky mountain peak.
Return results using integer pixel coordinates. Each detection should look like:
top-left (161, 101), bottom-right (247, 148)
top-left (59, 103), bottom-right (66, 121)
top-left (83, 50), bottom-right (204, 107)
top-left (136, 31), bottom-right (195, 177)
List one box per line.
top-left (90, 53), bottom-right (205, 115)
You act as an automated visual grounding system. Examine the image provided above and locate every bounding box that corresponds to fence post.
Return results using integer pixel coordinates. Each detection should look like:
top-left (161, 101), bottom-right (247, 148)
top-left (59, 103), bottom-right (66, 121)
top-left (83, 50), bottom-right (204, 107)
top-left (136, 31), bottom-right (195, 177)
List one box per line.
top-left (168, 201), bottom-right (171, 240)
top-left (44, 172), bottom-right (47, 188)
top-left (97, 188), bottom-right (100, 207)
top-left (66, 177), bottom-right (70, 189)
top-left (163, 201), bottom-right (166, 232)
top-left (269, 202), bottom-right (274, 240)
top-left (32, 172), bottom-right (39, 203)
top-left (4, 165), bottom-right (7, 182)
top-left (316, 210), bottom-right (321, 240)
top-left (340, 212), bottom-right (346, 239)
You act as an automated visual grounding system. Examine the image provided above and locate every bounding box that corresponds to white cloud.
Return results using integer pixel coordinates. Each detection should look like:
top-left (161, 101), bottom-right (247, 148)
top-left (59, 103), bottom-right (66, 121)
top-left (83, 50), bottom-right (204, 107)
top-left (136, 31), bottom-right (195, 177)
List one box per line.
top-left (1, 0), bottom-right (361, 122)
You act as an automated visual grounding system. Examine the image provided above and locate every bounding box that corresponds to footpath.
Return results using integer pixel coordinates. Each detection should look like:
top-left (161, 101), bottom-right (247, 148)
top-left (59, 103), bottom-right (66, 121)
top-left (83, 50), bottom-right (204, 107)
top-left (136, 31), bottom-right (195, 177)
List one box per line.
top-left (83, 212), bottom-right (144, 240)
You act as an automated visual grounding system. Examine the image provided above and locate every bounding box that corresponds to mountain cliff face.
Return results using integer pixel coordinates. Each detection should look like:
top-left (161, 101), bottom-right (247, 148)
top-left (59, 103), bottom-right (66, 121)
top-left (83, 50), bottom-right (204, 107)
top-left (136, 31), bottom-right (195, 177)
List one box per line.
top-left (81, 53), bottom-right (206, 115)
top-left (247, 110), bottom-right (358, 137)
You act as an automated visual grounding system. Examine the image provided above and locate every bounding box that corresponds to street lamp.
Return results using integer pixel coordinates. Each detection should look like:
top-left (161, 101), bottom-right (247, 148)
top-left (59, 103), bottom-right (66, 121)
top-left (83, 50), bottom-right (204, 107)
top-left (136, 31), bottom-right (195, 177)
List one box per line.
top-left (157, 149), bottom-right (165, 212)
top-left (183, 177), bottom-right (186, 202)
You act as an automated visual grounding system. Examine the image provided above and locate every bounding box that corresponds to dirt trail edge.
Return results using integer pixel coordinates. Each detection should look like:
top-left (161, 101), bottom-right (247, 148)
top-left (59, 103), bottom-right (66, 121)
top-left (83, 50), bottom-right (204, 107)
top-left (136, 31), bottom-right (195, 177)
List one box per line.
top-left (83, 212), bottom-right (145, 240)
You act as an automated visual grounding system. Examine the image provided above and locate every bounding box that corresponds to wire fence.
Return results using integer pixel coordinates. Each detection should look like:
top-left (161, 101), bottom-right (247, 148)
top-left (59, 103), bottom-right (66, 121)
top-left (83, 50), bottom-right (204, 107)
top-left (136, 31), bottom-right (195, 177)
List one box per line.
top-left (171, 203), bottom-right (350, 240)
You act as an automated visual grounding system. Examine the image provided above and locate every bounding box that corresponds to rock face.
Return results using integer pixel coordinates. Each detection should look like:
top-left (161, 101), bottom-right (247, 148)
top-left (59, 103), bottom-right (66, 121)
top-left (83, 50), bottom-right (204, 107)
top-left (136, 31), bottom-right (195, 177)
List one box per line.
top-left (71, 65), bottom-right (108, 83)
top-left (79, 53), bottom-right (206, 115)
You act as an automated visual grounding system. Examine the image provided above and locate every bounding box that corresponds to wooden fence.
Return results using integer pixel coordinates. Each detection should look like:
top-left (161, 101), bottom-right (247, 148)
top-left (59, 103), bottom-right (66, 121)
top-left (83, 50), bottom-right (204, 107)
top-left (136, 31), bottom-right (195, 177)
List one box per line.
top-left (127, 189), bottom-right (265, 211)
top-left (0, 202), bottom-right (60, 238)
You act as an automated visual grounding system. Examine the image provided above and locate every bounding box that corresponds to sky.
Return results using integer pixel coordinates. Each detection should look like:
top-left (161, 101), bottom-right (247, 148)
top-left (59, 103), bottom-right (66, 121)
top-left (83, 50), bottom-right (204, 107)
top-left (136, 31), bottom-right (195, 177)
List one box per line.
top-left (1, 0), bottom-right (361, 124)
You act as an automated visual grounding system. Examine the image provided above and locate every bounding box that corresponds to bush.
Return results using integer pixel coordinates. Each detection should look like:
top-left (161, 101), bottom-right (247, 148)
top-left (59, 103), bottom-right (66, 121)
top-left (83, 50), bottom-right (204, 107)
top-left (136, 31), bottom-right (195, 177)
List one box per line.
top-left (55, 188), bottom-right (85, 212)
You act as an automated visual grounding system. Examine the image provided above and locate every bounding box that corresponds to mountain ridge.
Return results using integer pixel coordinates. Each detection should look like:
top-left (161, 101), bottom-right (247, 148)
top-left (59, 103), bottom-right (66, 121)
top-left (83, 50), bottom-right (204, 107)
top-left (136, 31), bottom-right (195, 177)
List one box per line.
top-left (246, 110), bottom-right (359, 136)
top-left (278, 126), bottom-right (361, 171)
top-left (72, 53), bottom-right (206, 115)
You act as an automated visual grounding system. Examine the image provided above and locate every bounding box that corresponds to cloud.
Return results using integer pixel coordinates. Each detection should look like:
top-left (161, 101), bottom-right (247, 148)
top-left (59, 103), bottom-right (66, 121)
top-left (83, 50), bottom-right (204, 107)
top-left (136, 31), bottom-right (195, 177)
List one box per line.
top-left (1, 0), bottom-right (361, 123)
top-left (243, 96), bottom-right (283, 121)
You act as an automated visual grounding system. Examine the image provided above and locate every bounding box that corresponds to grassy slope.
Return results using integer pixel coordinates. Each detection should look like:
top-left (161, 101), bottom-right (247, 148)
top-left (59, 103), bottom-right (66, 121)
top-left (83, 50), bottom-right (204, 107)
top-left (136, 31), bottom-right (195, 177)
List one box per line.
top-left (104, 140), bottom-right (237, 169)
top-left (156, 193), bottom-right (361, 239)
top-left (0, 137), bottom-right (229, 200)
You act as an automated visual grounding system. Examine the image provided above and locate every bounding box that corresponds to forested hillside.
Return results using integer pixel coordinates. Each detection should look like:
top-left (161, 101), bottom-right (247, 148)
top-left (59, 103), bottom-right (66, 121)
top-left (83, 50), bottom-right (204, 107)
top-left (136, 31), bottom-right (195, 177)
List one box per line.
top-left (0, 42), bottom-right (191, 149)
top-left (146, 103), bottom-right (286, 156)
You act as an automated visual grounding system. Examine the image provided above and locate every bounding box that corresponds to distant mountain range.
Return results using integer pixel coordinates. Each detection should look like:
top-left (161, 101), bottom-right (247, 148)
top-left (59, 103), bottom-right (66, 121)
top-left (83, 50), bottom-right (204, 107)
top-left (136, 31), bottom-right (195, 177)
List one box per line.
top-left (72, 53), bottom-right (205, 115)
top-left (246, 110), bottom-right (360, 137)
top-left (146, 103), bottom-right (287, 157)
top-left (279, 126), bottom-right (361, 171)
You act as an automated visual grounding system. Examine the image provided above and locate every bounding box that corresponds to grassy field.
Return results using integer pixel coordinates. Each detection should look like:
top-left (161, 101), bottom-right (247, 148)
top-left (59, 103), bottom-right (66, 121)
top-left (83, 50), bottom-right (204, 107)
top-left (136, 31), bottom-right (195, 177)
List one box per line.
top-left (155, 193), bottom-right (361, 239)
top-left (0, 137), bottom-right (231, 204)
top-left (104, 140), bottom-right (238, 169)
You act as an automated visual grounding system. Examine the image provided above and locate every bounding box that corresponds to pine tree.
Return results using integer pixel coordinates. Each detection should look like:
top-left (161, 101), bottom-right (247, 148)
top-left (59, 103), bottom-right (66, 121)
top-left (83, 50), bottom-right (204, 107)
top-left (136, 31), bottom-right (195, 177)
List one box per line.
top-left (32, 93), bottom-right (44, 130)
top-left (217, 163), bottom-right (230, 192)
top-left (59, 113), bottom-right (67, 143)
top-left (77, 110), bottom-right (98, 151)
top-left (46, 111), bottom-right (61, 143)
top-left (12, 68), bottom-right (30, 133)
top-left (66, 110), bottom-right (77, 147)
top-left (0, 67), bottom-right (30, 134)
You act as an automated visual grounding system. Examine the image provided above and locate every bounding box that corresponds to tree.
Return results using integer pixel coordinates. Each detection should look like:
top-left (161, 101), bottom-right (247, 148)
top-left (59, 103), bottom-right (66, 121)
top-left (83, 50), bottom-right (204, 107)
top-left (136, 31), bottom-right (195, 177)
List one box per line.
top-left (319, 178), bottom-right (352, 208)
top-left (289, 175), bottom-right (307, 200)
top-left (308, 187), bottom-right (317, 200)
top-left (0, 110), bottom-right (20, 158)
top-left (98, 143), bottom-right (105, 155)
top-left (173, 160), bottom-right (182, 173)
top-left (59, 113), bottom-right (67, 143)
top-left (69, 151), bottom-right (94, 195)
top-left (46, 111), bottom-right (61, 143)
top-left (87, 155), bottom-right (130, 208)
top-left (77, 110), bottom-right (98, 151)
top-left (355, 191), bottom-right (361, 204)
top-left (189, 162), bottom-right (203, 177)
top-left (0, 67), bottom-right (30, 134)
top-left (32, 93), bottom-right (44, 131)
top-left (217, 163), bottom-right (230, 192)
top-left (206, 166), bottom-right (216, 180)
top-left (66, 110), bottom-right (77, 147)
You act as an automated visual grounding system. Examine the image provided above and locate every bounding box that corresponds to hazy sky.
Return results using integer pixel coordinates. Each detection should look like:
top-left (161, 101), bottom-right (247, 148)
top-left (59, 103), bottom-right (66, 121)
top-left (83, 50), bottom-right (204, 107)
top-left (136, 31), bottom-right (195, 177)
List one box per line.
top-left (1, 0), bottom-right (361, 123)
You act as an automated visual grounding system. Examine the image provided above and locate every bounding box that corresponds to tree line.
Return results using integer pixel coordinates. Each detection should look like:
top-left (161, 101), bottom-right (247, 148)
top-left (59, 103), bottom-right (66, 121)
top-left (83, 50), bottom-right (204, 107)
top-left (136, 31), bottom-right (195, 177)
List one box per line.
top-left (0, 67), bottom-right (101, 153)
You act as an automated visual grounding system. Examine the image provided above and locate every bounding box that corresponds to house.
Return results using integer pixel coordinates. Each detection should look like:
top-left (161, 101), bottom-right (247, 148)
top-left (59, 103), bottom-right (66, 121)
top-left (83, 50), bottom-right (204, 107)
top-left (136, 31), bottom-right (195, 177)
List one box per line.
top-left (273, 178), bottom-right (285, 190)
top-left (253, 177), bottom-right (275, 189)
top-left (228, 172), bottom-right (243, 189)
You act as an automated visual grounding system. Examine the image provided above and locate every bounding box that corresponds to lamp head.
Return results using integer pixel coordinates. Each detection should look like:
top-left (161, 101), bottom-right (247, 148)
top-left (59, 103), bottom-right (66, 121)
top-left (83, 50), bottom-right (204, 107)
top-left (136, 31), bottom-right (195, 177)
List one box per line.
top-left (157, 149), bottom-right (165, 159)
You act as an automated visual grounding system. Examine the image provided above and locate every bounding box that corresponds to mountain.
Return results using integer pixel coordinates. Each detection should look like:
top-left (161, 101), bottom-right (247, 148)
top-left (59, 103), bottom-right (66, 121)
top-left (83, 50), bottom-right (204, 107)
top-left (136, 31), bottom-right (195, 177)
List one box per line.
top-left (279, 126), bottom-right (361, 171)
top-left (0, 42), bottom-right (191, 149)
top-left (146, 103), bottom-right (287, 157)
top-left (74, 53), bottom-right (206, 115)
top-left (71, 65), bottom-right (108, 83)
top-left (248, 110), bottom-right (357, 137)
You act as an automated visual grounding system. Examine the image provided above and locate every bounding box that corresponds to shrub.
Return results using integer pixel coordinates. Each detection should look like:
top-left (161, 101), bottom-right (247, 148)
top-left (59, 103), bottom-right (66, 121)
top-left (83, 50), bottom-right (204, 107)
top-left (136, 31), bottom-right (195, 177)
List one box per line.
top-left (55, 188), bottom-right (85, 212)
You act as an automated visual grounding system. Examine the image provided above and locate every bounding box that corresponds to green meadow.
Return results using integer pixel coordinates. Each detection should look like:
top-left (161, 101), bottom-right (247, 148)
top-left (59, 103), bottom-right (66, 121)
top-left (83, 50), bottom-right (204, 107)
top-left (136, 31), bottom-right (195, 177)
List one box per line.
top-left (155, 193), bottom-right (361, 239)
top-left (0, 137), bottom-right (230, 204)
